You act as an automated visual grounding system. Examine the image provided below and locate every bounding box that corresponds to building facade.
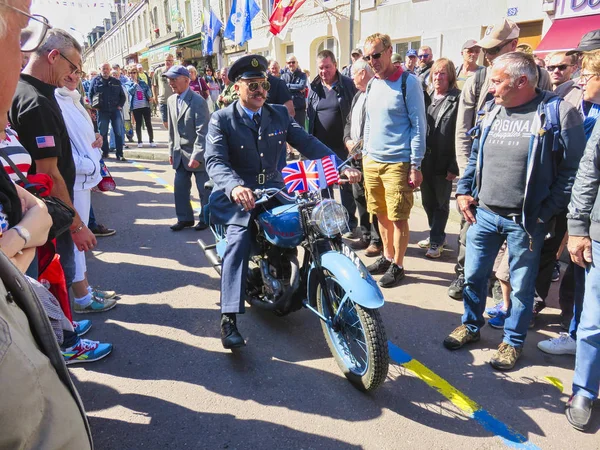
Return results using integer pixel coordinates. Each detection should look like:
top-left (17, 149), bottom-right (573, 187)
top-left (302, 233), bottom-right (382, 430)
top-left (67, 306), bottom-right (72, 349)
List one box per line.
top-left (83, 0), bottom-right (600, 77)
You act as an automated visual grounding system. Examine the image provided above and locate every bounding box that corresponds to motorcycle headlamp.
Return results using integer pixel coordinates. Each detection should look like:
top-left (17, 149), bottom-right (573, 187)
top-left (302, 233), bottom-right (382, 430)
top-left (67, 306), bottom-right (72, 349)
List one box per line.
top-left (310, 199), bottom-right (349, 237)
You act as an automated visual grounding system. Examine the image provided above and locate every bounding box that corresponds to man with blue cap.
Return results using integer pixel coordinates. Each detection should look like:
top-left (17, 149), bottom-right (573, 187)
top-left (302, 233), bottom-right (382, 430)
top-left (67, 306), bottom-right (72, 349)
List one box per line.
top-left (163, 64), bottom-right (211, 231)
top-left (205, 54), bottom-right (362, 349)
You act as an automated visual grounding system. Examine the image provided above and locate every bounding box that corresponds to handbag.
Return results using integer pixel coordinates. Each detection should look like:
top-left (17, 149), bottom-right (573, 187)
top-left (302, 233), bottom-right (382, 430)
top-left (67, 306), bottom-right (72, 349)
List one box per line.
top-left (0, 148), bottom-right (75, 240)
top-left (97, 159), bottom-right (116, 192)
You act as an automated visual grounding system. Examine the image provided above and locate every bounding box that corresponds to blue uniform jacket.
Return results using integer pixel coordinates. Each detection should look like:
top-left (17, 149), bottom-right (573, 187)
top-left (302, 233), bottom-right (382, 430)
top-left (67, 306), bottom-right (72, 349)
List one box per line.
top-left (205, 100), bottom-right (342, 227)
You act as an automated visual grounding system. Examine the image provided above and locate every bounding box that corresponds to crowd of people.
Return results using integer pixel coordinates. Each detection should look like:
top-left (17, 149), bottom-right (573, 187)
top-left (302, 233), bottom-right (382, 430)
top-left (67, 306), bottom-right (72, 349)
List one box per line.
top-left (0, 0), bottom-right (599, 444)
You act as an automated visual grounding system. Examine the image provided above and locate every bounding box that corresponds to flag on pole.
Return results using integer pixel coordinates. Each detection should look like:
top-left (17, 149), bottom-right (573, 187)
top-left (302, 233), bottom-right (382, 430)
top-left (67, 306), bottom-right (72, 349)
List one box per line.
top-left (202, 9), bottom-right (222, 55)
top-left (224, 0), bottom-right (260, 45)
top-left (269, 0), bottom-right (306, 36)
top-left (282, 160), bottom-right (320, 193)
top-left (316, 155), bottom-right (340, 187)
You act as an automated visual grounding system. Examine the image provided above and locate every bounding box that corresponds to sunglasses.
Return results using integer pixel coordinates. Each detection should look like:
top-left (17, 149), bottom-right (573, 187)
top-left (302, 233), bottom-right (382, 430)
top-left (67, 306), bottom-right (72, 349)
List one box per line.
top-left (364, 52), bottom-right (383, 62)
top-left (547, 64), bottom-right (572, 72)
top-left (245, 80), bottom-right (271, 92)
top-left (1, 3), bottom-right (53, 52)
top-left (483, 40), bottom-right (511, 56)
top-left (287, 61), bottom-right (297, 64)
top-left (418, 54), bottom-right (430, 59)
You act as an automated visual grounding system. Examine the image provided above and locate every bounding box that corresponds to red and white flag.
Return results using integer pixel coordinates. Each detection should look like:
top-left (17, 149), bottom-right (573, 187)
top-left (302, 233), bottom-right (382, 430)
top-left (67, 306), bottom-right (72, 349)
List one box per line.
top-left (268, 0), bottom-right (307, 36)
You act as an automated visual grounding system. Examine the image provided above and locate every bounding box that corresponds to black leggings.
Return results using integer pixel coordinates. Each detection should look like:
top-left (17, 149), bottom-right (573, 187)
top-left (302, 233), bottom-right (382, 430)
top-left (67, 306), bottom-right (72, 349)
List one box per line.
top-left (132, 107), bottom-right (154, 143)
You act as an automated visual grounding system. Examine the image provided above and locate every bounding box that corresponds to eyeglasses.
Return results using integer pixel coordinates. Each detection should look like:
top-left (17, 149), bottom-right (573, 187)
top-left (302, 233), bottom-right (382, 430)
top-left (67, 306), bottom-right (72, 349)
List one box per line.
top-left (129, 71), bottom-right (138, 74)
top-left (244, 80), bottom-right (270, 92)
top-left (287, 61), bottom-right (297, 65)
top-left (547, 64), bottom-right (573, 72)
top-left (579, 73), bottom-right (599, 85)
top-left (363, 52), bottom-right (383, 62)
top-left (59, 52), bottom-right (83, 76)
top-left (418, 54), bottom-right (430, 59)
top-left (483, 40), bottom-right (511, 56)
top-left (0, 3), bottom-right (53, 52)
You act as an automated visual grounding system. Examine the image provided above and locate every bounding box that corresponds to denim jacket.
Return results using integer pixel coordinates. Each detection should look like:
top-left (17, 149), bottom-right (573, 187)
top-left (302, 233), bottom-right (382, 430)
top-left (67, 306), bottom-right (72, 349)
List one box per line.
top-left (125, 80), bottom-right (153, 110)
top-left (457, 90), bottom-right (586, 237)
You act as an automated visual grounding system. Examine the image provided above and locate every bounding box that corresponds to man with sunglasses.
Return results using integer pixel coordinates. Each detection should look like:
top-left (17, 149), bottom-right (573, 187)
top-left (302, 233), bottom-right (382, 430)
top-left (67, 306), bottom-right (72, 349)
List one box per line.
top-left (282, 55), bottom-right (308, 128)
top-left (10, 28), bottom-right (97, 287)
top-left (547, 52), bottom-right (577, 92)
top-left (205, 55), bottom-right (361, 349)
top-left (415, 46), bottom-right (434, 89)
top-left (0, 3), bottom-right (92, 447)
top-left (448, 18), bottom-right (552, 301)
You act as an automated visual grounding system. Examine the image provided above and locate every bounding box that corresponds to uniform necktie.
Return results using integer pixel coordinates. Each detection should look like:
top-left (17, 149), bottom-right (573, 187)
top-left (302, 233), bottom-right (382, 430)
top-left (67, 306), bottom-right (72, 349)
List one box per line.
top-left (253, 113), bottom-right (261, 127)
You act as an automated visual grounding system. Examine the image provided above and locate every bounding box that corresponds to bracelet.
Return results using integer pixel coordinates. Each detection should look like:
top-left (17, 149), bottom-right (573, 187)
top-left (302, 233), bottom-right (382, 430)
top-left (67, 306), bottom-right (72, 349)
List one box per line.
top-left (71, 223), bottom-right (85, 234)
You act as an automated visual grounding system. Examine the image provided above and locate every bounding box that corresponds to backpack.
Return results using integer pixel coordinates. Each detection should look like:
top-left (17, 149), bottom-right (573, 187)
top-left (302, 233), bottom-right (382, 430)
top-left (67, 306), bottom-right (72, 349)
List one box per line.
top-left (365, 71), bottom-right (430, 119)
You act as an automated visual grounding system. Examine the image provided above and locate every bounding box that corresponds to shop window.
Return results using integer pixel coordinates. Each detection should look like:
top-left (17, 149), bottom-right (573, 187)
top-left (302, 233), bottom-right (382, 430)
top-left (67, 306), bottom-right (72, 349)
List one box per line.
top-left (164, 0), bottom-right (171, 27)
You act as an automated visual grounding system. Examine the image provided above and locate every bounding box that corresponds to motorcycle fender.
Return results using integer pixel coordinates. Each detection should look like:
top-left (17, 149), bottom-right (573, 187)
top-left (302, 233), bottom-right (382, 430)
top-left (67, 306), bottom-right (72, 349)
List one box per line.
top-left (307, 251), bottom-right (385, 309)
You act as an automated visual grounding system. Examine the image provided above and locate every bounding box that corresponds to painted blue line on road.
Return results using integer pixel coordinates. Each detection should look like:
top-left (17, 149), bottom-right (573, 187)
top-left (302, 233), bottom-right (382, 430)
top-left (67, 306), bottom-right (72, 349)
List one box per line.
top-left (388, 342), bottom-right (539, 450)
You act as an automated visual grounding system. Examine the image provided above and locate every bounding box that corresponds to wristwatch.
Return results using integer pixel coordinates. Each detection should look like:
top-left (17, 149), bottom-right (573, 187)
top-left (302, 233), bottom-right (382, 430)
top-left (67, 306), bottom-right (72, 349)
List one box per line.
top-left (411, 164), bottom-right (421, 171)
top-left (12, 225), bottom-right (31, 246)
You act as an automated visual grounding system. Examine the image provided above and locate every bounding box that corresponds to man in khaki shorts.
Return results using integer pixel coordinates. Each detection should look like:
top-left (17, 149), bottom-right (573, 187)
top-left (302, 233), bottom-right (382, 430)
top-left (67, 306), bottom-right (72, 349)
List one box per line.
top-left (362, 33), bottom-right (427, 287)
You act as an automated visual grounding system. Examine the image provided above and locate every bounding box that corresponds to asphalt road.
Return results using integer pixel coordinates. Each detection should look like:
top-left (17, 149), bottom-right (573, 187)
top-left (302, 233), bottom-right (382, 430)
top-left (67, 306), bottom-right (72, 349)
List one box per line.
top-left (71, 158), bottom-right (600, 450)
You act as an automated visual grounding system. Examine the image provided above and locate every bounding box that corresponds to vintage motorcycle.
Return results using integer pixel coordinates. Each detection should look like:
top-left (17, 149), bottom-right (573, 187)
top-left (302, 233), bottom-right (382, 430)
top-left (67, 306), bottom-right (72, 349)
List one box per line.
top-left (199, 180), bottom-right (389, 392)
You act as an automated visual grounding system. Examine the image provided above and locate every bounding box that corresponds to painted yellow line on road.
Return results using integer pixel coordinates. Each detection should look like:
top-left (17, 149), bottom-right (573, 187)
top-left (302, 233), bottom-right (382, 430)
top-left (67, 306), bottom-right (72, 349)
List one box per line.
top-left (544, 376), bottom-right (564, 392)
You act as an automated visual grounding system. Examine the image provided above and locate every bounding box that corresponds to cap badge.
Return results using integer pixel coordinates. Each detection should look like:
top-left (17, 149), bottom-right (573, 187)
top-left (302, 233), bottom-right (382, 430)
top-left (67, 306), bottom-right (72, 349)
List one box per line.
top-left (485, 26), bottom-right (492, 36)
top-left (251, 58), bottom-right (259, 67)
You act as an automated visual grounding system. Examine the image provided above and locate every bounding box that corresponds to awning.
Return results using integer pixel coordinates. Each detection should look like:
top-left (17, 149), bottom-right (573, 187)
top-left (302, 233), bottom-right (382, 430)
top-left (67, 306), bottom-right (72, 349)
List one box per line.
top-left (534, 15), bottom-right (600, 56)
top-left (170, 32), bottom-right (203, 50)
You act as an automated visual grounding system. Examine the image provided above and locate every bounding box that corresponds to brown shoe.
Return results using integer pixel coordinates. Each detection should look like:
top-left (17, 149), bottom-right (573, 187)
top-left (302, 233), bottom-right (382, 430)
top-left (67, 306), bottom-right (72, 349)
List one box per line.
top-left (443, 324), bottom-right (480, 350)
top-left (364, 242), bottom-right (383, 257)
top-left (490, 342), bottom-right (522, 370)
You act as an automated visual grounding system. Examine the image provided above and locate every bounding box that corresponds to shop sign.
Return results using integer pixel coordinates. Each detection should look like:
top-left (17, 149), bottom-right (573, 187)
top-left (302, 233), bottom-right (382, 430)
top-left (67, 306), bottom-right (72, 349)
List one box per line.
top-left (555, 0), bottom-right (600, 19)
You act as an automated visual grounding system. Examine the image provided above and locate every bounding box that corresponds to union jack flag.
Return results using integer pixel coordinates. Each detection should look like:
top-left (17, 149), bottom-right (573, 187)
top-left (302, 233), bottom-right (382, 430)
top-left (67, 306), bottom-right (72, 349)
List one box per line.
top-left (282, 160), bottom-right (321, 193)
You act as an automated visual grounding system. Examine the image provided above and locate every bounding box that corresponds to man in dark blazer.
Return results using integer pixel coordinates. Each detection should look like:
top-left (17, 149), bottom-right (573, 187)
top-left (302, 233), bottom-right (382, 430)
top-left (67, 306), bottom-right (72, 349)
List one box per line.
top-left (165, 65), bottom-right (211, 231)
top-left (205, 55), bottom-right (361, 349)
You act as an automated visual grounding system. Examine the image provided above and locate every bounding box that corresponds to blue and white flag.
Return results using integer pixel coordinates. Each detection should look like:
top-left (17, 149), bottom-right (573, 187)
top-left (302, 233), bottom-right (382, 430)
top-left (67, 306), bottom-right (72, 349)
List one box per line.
top-left (224, 0), bottom-right (260, 45)
top-left (202, 9), bottom-right (222, 55)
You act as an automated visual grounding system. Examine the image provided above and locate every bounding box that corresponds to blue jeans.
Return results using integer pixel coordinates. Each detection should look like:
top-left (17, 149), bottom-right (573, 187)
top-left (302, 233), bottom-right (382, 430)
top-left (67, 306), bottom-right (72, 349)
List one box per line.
top-left (572, 240), bottom-right (600, 400)
top-left (569, 264), bottom-right (586, 340)
top-left (174, 160), bottom-right (209, 222)
top-left (462, 207), bottom-right (546, 347)
top-left (98, 109), bottom-right (124, 157)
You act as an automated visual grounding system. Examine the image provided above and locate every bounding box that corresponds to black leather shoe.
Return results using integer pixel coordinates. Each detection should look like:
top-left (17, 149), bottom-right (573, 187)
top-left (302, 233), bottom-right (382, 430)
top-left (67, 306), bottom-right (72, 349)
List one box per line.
top-left (221, 314), bottom-right (245, 349)
top-left (566, 394), bottom-right (594, 431)
top-left (170, 221), bottom-right (194, 231)
top-left (195, 221), bottom-right (209, 231)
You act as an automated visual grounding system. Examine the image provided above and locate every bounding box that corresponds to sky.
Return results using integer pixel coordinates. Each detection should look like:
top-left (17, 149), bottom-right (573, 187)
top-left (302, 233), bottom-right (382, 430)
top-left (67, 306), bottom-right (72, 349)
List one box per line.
top-left (31, 0), bottom-right (117, 43)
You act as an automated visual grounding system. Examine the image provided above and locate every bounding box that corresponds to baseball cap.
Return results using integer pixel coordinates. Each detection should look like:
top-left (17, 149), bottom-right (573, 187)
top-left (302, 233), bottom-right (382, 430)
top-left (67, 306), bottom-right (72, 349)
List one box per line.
top-left (136, 63), bottom-right (143, 69)
top-left (162, 65), bottom-right (190, 79)
top-left (566, 29), bottom-right (600, 55)
top-left (476, 18), bottom-right (520, 49)
top-left (406, 49), bottom-right (418, 58)
top-left (351, 48), bottom-right (362, 57)
top-left (391, 53), bottom-right (402, 64)
top-left (462, 39), bottom-right (480, 50)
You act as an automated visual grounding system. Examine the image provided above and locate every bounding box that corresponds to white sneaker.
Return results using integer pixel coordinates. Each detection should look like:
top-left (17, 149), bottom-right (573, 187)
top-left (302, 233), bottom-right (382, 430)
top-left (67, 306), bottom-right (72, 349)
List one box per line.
top-left (137, 143), bottom-right (143, 148)
top-left (426, 243), bottom-right (442, 259)
top-left (150, 142), bottom-right (157, 148)
top-left (537, 333), bottom-right (577, 355)
top-left (418, 237), bottom-right (430, 249)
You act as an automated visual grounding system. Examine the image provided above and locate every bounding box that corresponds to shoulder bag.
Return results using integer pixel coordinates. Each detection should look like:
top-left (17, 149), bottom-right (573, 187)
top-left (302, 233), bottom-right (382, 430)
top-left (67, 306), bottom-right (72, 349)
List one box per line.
top-left (0, 148), bottom-right (75, 240)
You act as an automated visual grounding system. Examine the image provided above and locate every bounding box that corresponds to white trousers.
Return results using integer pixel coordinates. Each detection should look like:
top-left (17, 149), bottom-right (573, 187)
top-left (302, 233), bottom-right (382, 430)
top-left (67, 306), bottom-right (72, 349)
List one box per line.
top-left (72, 189), bottom-right (91, 283)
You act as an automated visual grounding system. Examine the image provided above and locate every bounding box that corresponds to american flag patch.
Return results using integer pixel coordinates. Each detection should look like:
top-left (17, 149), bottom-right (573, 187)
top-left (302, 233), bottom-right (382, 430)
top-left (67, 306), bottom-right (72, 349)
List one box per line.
top-left (36, 136), bottom-right (56, 148)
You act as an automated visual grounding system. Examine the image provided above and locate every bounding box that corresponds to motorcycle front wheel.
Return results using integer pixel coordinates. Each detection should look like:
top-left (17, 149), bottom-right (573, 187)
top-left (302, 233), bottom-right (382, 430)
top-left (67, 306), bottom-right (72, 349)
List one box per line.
top-left (316, 270), bottom-right (389, 392)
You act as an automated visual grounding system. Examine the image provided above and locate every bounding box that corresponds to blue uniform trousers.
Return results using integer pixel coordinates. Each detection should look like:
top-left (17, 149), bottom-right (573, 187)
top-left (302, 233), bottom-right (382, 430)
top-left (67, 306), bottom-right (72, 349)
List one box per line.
top-left (220, 224), bottom-right (252, 314)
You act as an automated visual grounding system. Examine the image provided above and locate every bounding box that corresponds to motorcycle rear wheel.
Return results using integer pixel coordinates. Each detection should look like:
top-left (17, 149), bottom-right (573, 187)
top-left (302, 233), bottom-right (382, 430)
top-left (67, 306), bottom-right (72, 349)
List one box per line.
top-left (316, 270), bottom-right (389, 392)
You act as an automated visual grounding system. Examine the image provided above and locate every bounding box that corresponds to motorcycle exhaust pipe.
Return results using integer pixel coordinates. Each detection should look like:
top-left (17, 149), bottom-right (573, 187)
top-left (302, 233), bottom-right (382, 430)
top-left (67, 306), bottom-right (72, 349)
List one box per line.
top-left (198, 239), bottom-right (221, 275)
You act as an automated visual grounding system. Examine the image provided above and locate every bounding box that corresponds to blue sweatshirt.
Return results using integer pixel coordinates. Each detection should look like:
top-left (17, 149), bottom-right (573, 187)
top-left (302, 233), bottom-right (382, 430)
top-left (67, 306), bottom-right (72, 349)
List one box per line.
top-left (363, 69), bottom-right (427, 165)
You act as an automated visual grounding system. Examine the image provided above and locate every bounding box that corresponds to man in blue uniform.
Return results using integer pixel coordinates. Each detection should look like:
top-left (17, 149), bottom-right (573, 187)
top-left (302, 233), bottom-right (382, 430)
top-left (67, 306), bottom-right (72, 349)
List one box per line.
top-left (205, 55), bottom-right (361, 349)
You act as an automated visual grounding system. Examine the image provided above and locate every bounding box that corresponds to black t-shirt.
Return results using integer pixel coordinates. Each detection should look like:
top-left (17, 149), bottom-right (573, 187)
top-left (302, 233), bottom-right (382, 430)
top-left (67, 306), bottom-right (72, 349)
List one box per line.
top-left (313, 84), bottom-right (345, 157)
top-left (9, 74), bottom-right (75, 198)
top-left (266, 74), bottom-right (292, 107)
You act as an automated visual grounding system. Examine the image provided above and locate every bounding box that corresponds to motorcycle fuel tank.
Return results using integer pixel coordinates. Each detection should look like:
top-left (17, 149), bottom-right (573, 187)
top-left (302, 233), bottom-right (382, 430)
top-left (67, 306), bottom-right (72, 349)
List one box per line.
top-left (258, 204), bottom-right (304, 248)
